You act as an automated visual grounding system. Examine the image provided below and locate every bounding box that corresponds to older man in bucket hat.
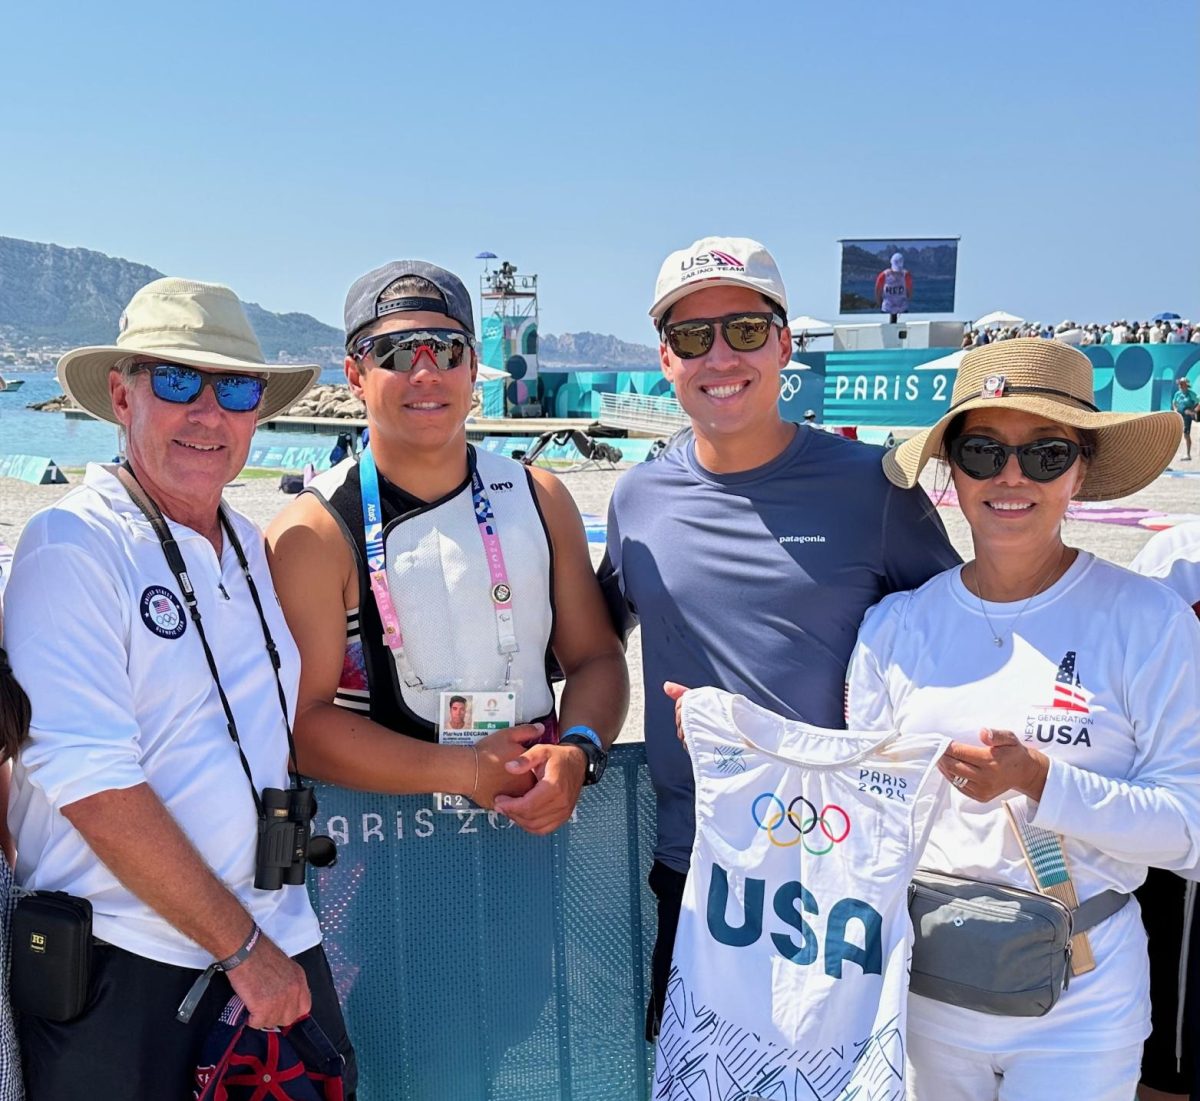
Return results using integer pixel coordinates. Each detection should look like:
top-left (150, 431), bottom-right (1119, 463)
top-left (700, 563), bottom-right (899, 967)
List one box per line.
top-left (603, 236), bottom-right (960, 1042)
top-left (3, 278), bottom-right (356, 1099)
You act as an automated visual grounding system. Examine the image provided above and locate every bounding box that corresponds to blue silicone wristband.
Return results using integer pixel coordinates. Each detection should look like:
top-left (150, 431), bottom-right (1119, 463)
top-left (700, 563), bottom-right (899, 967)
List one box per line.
top-left (562, 725), bottom-right (602, 750)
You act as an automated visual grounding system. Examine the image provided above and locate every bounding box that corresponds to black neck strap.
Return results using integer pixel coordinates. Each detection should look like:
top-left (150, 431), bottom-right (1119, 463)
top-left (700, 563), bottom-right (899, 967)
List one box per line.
top-left (111, 463), bottom-right (301, 814)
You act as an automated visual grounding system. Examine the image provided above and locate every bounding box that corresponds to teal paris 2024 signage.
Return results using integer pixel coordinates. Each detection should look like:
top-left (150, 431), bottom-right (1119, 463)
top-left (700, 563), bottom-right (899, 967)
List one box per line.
top-left (780, 344), bottom-right (1200, 428)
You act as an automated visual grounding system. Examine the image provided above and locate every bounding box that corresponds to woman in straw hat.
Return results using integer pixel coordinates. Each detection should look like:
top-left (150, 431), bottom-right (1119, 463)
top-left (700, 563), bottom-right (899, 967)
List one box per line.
top-left (845, 339), bottom-right (1200, 1100)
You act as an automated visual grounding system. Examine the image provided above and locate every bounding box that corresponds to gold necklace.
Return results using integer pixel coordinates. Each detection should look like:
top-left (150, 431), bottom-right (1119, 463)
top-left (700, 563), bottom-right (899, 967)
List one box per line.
top-left (970, 547), bottom-right (1070, 647)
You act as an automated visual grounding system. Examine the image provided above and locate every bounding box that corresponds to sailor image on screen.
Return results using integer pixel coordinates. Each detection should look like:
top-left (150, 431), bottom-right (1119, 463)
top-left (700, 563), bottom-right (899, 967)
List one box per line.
top-left (875, 253), bottom-right (913, 315)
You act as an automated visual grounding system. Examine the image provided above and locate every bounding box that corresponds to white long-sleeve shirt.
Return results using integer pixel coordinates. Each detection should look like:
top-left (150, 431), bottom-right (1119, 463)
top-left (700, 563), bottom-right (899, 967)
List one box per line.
top-left (5, 465), bottom-right (321, 968)
top-left (846, 551), bottom-right (1200, 1053)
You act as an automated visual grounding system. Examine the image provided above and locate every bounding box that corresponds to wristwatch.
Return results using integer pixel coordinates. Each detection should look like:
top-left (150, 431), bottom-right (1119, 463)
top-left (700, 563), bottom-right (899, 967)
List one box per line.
top-left (561, 725), bottom-right (608, 786)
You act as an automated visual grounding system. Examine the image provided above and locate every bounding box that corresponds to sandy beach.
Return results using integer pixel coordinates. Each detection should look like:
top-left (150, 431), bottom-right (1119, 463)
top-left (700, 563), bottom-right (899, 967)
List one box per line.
top-left (2, 436), bottom-right (1196, 745)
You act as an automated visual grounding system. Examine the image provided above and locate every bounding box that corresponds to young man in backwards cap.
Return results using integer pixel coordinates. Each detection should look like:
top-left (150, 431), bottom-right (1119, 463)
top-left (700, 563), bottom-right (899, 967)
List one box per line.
top-left (604, 236), bottom-right (960, 1040)
top-left (267, 261), bottom-right (627, 831)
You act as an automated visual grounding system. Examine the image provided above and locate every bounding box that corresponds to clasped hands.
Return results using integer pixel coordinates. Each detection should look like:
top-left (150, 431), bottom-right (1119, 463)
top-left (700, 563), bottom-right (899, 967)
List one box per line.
top-left (468, 724), bottom-right (588, 835)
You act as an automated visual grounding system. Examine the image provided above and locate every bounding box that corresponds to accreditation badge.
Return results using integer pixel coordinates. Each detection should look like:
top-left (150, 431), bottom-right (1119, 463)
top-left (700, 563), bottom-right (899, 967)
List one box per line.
top-left (435, 689), bottom-right (518, 812)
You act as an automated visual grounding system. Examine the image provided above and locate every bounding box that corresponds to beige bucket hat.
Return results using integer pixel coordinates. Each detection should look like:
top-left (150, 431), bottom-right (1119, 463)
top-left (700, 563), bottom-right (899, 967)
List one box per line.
top-left (882, 338), bottom-right (1182, 501)
top-left (57, 277), bottom-right (321, 424)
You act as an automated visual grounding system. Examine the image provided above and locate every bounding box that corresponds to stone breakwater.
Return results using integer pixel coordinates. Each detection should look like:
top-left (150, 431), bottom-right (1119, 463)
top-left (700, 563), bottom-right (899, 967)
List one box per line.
top-left (28, 393), bottom-right (76, 412)
top-left (286, 384), bottom-right (364, 419)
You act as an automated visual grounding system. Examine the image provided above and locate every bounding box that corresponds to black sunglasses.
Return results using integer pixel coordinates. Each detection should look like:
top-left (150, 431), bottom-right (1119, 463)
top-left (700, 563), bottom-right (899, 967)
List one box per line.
top-left (661, 312), bottom-right (784, 360)
top-left (351, 329), bottom-right (473, 372)
top-left (136, 363), bottom-right (266, 413)
top-left (948, 435), bottom-right (1083, 482)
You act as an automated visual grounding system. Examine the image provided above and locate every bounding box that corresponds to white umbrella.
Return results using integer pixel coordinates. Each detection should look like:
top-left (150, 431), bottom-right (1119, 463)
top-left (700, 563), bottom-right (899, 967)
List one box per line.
top-left (788, 315), bottom-right (833, 333)
top-left (973, 311), bottom-right (1025, 329)
top-left (914, 349), bottom-right (967, 372)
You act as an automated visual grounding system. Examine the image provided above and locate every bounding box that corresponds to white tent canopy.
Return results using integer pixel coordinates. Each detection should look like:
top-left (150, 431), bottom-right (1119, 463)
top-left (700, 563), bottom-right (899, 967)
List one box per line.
top-left (788, 315), bottom-right (833, 332)
top-left (476, 363), bottom-right (510, 382)
top-left (973, 310), bottom-right (1025, 329)
top-left (914, 349), bottom-right (967, 372)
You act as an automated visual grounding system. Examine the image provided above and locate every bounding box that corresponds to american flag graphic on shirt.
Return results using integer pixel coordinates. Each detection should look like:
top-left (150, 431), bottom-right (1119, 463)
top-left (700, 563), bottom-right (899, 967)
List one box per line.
top-left (1051, 650), bottom-right (1089, 714)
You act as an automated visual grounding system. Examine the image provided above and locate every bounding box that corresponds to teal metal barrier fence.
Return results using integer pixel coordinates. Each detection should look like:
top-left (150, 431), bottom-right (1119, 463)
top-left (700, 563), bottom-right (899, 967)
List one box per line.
top-left (308, 743), bottom-right (657, 1100)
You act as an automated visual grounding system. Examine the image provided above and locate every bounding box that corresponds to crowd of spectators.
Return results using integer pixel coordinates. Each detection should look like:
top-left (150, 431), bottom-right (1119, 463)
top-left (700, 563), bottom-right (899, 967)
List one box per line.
top-left (963, 319), bottom-right (1200, 349)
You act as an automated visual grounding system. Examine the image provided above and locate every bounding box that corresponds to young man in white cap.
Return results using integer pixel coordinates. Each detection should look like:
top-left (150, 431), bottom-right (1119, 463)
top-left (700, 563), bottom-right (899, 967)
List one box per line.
top-left (266, 261), bottom-right (627, 832)
top-left (604, 236), bottom-right (960, 1040)
top-left (3, 279), bottom-right (356, 1098)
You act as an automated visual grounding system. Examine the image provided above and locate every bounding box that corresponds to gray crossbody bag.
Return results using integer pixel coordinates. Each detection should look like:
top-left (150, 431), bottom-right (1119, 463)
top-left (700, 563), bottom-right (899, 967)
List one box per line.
top-left (908, 868), bottom-right (1129, 1016)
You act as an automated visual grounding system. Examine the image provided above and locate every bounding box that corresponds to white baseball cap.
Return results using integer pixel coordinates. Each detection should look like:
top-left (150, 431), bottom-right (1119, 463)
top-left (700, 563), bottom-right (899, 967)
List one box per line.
top-left (649, 236), bottom-right (788, 325)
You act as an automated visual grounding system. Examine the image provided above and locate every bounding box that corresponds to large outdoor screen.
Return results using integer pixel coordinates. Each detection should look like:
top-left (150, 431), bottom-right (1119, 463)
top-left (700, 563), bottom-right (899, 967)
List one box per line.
top-left (838, 238), bottom-right (959, 315)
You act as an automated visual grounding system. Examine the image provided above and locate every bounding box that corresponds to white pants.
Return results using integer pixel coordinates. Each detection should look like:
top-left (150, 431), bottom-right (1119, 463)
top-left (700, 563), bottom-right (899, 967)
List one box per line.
top-left (906, 1031), bottom-right (1143, 1101)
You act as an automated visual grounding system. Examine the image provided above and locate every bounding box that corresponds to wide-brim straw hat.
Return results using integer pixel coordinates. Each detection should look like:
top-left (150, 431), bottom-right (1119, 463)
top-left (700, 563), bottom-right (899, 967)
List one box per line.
top-left (882, 338), bottom-right (1182, 501)
top-left (57, 277), bottom-right (321, 425)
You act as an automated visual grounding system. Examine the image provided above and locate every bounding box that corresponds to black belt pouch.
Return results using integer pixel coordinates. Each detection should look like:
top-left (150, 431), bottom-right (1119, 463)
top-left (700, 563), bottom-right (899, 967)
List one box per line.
top-left (10, 891), bottom-right (93, 1021)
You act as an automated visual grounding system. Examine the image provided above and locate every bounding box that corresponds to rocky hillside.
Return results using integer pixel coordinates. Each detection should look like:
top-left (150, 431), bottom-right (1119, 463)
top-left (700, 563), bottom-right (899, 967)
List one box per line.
top-left (0, 236), bottom-right (343, 366)
top-left (538, 330), bottom-right (658, 368)
top-left (0, 236), bottom-right (660, 371)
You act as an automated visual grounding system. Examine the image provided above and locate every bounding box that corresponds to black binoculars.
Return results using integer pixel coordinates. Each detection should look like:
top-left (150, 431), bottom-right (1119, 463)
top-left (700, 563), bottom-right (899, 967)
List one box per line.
top-left (254, 785), bottom-right (337, 891)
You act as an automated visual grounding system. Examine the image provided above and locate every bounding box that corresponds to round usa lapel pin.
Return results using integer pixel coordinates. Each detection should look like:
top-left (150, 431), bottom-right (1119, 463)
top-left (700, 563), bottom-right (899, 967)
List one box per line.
top-left (981, 374), bottom-right (1006, 399)
top-left (140, 586), bottom-right (187, 639)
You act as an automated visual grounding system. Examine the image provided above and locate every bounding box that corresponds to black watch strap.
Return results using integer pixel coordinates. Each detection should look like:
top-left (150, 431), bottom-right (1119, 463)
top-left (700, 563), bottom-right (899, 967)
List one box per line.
top-left (561, 733), bottom-right (607, 785)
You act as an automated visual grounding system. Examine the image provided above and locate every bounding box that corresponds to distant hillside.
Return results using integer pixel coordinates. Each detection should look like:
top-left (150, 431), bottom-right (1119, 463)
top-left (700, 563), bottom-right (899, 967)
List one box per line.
top-left (0, 236), bottom-right (660, 372)
top-left (0, 236), bottom-right (343, 366)
top-left (538, 330), bottom-right (658, 369)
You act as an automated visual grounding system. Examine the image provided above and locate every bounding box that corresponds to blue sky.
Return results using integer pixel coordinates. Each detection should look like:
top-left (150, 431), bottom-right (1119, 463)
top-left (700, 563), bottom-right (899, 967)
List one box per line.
top-left (2, 0), bottom-right (1196, 343)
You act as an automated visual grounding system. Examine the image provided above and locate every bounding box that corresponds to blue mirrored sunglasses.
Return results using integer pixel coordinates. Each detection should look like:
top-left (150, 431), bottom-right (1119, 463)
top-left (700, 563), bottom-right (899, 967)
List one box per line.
top-left (136, 363), bottom-right (266, 413)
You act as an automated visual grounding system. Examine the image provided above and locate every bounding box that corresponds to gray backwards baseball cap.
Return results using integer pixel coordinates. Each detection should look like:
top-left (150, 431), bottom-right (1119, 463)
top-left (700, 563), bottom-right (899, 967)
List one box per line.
top-left (344, 260), bottom-right (475, 344)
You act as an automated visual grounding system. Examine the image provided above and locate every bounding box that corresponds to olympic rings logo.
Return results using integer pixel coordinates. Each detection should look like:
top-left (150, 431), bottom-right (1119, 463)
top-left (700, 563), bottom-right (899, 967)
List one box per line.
top-left (779, 373), bottom-right (805, 400)
top-left (752, 794), bottom-right (851, 855)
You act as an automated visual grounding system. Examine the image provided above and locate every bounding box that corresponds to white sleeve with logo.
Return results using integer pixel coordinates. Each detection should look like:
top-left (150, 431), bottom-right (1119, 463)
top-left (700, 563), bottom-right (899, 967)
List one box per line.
top-left (1031, 603), bottom-right (1200, 871)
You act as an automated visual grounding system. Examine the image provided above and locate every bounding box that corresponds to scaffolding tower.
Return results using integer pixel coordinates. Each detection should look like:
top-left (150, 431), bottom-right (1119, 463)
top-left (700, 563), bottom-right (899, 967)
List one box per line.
top-left (480, 260), bottom-right (541, 416)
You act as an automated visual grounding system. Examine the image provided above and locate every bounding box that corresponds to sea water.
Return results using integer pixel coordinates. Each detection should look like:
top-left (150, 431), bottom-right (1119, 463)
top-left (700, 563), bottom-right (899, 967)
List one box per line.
top-left (0, 368), bottom-right (349, 468)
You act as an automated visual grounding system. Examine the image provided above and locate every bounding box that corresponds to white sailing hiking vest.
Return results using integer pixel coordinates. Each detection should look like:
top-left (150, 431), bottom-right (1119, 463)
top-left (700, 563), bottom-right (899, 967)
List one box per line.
top-left (656, 687), bottom-right (949, 1101)
top-left (307, 449), bottom-right (555, 727)
top-left (881, 272), bottom-right (909, 315)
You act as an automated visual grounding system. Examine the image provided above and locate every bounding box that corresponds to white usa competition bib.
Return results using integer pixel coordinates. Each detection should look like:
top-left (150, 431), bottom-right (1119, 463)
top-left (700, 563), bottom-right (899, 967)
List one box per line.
top-left (655, 688), bottom-right (949, 1101)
